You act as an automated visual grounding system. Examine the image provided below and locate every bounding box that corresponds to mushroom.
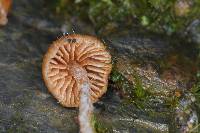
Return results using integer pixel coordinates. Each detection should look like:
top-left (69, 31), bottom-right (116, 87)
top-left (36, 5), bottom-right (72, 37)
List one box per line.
top-left (0, 0), bottom-right (12, 26)
top-left (42, 34), bottom-right (112, 132)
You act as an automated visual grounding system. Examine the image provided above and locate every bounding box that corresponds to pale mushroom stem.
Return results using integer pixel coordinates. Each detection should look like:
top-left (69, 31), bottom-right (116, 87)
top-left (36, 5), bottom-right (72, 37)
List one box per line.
top-left (70, 62), bottom-right (94, 133)
top-left (79, 82), bottom-right (94, 133)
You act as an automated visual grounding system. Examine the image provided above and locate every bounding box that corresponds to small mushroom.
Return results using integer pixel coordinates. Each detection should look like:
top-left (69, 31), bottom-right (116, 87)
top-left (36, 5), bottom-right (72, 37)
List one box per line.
top-left (42, 34), bottom-right (112, 107)
top-left (0, 0), bottom-right (12, 26)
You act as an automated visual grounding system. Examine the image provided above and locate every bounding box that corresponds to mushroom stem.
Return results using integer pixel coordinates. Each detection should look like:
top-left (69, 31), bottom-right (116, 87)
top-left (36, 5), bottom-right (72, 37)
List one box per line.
top-left (69, 62), bottom-right (94, 133)
top-left (79, 82), bottom-right (94, 133)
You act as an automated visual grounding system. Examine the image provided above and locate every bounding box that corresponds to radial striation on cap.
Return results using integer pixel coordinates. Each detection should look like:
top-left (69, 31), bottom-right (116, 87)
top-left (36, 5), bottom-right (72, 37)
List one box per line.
top-left (42, 34), bottom-right (112, 107)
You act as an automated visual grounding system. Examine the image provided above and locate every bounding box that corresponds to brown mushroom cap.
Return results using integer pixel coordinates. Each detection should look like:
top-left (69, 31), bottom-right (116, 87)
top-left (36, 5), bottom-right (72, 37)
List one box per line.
top-left (1, 0), bottom-right (12, 13)
top-left (0, 0), bottom-right (12, 25)
top-left (42, 34), bottom-right (112, 107)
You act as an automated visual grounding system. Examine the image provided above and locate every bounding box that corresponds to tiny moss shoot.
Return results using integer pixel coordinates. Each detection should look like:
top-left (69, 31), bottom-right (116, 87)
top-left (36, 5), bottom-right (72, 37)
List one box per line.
top-left (91, 115), bottom-right (112, 133)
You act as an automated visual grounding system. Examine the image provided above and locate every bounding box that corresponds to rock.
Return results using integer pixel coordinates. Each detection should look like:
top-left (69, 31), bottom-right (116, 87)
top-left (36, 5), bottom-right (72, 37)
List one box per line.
top-left (101, 29), bottom-right (199, 132)
top-left (0, 0), bottom-right (198, 132)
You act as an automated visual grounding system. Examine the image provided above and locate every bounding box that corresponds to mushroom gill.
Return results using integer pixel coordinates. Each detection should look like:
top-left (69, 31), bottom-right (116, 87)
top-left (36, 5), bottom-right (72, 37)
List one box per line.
top-left (42, 34), bottom-right (112, 107)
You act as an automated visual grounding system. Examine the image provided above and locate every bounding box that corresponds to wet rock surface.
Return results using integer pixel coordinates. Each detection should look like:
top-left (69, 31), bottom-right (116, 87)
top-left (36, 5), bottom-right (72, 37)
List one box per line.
top-left (0, 0), bottom-right (198, 133)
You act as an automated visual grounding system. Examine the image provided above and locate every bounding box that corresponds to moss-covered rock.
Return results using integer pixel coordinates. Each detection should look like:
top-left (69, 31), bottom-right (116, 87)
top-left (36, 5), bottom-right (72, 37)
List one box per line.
top-left (49, 0), bottom-right (200, 35)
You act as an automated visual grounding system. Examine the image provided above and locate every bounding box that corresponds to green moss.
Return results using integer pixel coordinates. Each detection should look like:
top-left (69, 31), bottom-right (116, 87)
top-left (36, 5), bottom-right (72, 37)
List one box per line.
top-left (110, 64), bottom-right (182, 113)
top-left (110, 64), bottom-right (147, 98)
top-left (110, 65), bottom-right (151, 110)
top-left (133, 74), bottom-right (146, 99)
top-left (110, 68), bottom-right (134, 99)
top-left (48, 0), bottom-right (200, 35)
top-left (110, 68), bottom-right (123, 83)
top-left (91, 115), bottom-right (112, 133)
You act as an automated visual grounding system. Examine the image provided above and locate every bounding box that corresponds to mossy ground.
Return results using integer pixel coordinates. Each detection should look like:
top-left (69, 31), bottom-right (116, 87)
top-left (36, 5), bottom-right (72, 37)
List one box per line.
top-left (48, 0), bottom-right (200, 35)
